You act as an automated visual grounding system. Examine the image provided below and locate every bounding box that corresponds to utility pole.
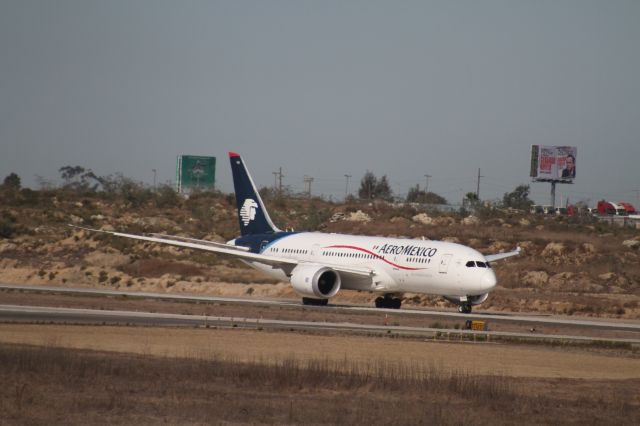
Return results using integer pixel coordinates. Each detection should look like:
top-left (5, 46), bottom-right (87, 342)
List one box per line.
top-left (152, 169), bottom-right (157, 191)
top-left (273, 167), bottom-right (284, 196)
top-left (303, 175), bottom-right (314, 198)
top-left (476, 168), bottom-right (483, 199)
top-left (424, 174), bottom-right (432, 194)
top-left (344, 174), bottom-right (352, 200)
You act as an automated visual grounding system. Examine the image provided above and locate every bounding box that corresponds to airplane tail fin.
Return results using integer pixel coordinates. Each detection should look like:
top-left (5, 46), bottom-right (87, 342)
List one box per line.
top-left (229, 152), bottom-right (280, 236)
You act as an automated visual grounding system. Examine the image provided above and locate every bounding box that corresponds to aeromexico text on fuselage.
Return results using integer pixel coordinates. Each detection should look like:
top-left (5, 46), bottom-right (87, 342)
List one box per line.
top-left (374, 243), bottom-right (437, 258)
top-left (233, 233), bottom-right (438, 259)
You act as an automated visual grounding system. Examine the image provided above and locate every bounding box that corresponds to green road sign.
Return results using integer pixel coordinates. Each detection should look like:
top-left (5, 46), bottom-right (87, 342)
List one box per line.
top-left (176, 155), bottom-right (216, 193)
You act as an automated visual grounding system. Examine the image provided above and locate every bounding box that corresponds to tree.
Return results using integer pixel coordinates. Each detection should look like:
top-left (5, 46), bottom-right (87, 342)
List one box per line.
top-left (358, 171), bottom-right (393, 201)
top-left (59, 165), bottom-right (102, 191)
top-left (502, 184), bottom-right (533, 210)
top-left (406, 185), bottom-right (448, 204)
top-left (59, 165), bottom-right (85, 182)
top-left (359, 171), bottom-right (377, 200)
top-left (463, 192), bottom-right (479, 208)
top-left (2, 173), bottom-right (21, 191)
top-left (376, 175), bottom-right (392, 201)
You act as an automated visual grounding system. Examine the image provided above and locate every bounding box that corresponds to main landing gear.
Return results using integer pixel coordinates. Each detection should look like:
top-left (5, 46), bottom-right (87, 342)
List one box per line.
top-left (374, 294), bottom-right (402, 309)
top-left (302, 297), bottom-right (329, 306)
top-left (458, 303), bottom-right (472, 314)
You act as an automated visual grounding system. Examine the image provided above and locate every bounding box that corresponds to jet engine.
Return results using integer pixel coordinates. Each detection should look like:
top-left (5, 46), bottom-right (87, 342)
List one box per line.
top-left (290, 264), bottom-right (341, 299)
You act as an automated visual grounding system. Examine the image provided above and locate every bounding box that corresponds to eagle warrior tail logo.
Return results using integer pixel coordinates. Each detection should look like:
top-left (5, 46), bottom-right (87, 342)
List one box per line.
top-left (240, 199), bottom-right (259, 225)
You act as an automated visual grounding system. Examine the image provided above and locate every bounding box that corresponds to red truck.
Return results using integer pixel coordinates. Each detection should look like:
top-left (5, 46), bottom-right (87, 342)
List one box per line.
top-left (597, 200), bottom-right (628, 216)
top-left (618, 202), bottom-right (637, 215)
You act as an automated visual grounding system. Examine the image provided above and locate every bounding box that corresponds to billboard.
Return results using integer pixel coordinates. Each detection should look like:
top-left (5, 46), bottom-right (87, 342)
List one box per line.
top-left (176, 155), bottom-right (216, 193)
top-left (530, 145), bottom-right (576, 181)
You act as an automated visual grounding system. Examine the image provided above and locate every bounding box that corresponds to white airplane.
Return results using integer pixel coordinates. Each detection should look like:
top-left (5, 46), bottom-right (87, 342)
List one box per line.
top-left (77, 152), bottom-right (520, 313)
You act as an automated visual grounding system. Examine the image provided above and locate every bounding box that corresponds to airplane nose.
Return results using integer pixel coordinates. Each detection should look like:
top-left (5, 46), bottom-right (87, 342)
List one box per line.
top-left (481, 270), bottom-right (497, 291)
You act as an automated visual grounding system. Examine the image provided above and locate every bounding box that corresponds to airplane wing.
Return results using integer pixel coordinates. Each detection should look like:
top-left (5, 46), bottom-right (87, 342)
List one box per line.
top-left (70, 225), bottom-right (373, 277)
top-left (484, 246), bottom-right (521, 263)
top-left (148, 233), bottom-right (250, 251)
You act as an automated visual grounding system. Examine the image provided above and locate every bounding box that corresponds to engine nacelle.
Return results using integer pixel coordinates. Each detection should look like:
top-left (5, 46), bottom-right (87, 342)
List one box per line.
top-left (290, 264), bottom-right (341, 299)
top-left (444, 293), bottom-right (489, 306)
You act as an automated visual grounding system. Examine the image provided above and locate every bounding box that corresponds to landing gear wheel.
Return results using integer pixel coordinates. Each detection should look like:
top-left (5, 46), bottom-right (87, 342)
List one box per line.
top-left (391, 298), bottom-right (402, 309)
top-left (374, 295), bottom-right (402, 309)
top-left (302, 297), bottom-right (329, 306)
top-left (458, 303), bottom-right (472, 314)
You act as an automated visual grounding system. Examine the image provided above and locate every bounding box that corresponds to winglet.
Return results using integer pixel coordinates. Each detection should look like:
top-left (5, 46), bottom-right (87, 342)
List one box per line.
top-left (484, 246), bottom-right (522, 263)
top-left (228, 152), bottom-right (240, 158)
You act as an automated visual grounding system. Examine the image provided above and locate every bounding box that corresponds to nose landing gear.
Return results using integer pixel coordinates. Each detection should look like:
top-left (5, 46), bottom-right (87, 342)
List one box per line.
top-left (458, 303), bottom-right (472, 314)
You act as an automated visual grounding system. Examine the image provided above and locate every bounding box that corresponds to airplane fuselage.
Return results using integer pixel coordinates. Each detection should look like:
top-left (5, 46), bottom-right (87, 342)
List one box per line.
top-left (232, 231), bottom-right (497, 298)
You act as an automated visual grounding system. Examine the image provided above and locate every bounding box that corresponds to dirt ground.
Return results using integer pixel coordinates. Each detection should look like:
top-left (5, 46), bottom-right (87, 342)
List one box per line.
top-left (1, 323), bottom-right (639, 380)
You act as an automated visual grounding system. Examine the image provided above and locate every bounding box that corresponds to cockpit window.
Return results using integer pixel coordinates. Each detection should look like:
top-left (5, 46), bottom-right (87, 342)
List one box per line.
top-left (466, 260), bottom-right (491, 268)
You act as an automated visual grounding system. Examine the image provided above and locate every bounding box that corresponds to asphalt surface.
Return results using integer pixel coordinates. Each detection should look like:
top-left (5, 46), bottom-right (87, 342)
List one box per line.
top-left (1, 304), bottom-right (640, 344)
top-left (1, 284), bottom-right (639, 344)
top-left (1, 283), bottom-right (639, 331)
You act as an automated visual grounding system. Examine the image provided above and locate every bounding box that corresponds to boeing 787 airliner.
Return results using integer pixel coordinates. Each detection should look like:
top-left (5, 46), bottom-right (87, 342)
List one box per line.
top-left (77, 152), bottom-right (520, 313)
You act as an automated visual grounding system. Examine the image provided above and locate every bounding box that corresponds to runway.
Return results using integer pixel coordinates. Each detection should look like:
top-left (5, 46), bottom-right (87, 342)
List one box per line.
top-left (2, 282), bottom-right (640, 345)
top-left (2, 303), bottom-right (640, 344)
top-left (2, 283), bottom-right (640, 333)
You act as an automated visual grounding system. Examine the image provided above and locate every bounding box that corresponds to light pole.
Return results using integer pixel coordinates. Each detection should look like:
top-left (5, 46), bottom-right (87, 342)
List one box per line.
top-left (152, 169), bottom-right (157, 191)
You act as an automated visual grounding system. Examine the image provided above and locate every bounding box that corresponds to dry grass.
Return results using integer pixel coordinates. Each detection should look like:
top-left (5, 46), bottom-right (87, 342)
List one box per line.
top-left (2, 324), bottom-right (639, 380)
top-left (1, 344), bottom-right (639, 425)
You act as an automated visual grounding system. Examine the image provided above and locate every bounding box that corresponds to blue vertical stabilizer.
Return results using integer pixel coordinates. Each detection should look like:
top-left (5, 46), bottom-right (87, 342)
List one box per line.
top-left (229, 152), bottom-right (280, 236)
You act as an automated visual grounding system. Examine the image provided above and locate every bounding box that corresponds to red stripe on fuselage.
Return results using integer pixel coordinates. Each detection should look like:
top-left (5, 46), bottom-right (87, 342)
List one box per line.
top-left (324, 244), bottom-right (425, 271)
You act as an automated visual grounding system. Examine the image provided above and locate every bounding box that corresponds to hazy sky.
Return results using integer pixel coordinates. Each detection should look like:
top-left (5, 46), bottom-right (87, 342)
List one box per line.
top-left (1, 1), bottom-right (639, 206)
